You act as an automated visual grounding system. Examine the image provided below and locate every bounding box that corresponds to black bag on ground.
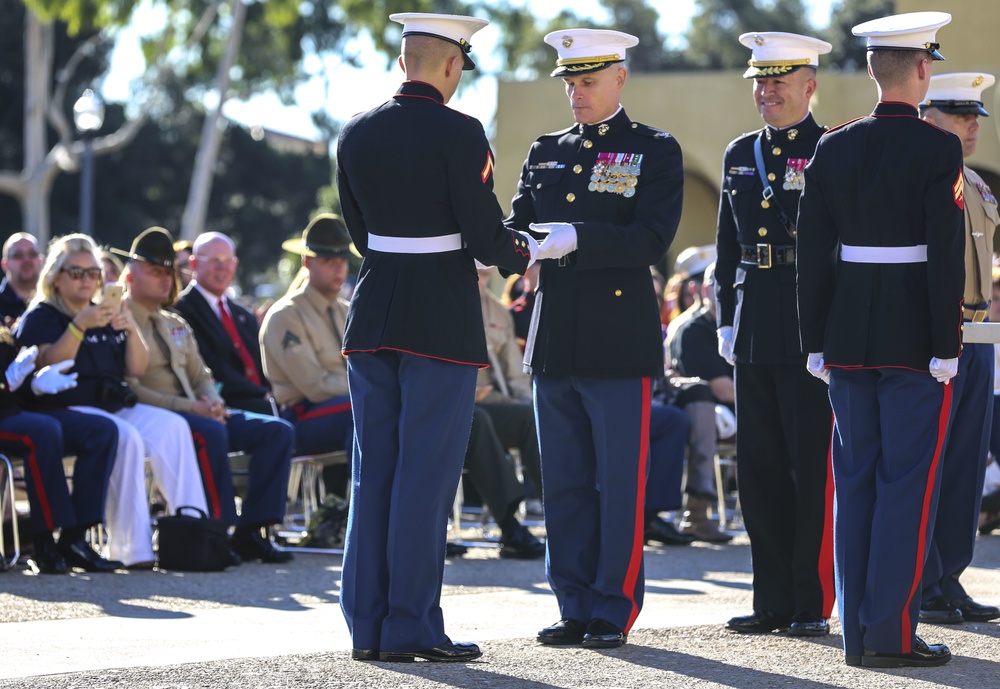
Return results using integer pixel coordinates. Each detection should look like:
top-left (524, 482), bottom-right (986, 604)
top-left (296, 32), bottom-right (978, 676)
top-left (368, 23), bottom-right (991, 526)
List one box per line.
top-left (155, 506), bottom-right (231, 571)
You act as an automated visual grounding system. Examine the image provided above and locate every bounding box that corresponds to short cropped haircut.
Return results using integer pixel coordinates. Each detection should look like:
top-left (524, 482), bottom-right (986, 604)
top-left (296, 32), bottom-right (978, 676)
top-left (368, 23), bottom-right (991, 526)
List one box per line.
top-left (867, 49), bottom-right (927, 89)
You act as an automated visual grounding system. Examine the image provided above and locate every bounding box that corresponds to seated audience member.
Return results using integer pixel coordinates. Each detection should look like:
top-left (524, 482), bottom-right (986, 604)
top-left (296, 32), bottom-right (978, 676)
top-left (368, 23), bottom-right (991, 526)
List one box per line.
top-left (100, 250), bottom-right (124, 285)
top-left (644, 400), bottom-right (696, 545)
top-left (1, 233), bottom-right (43, 325)
top-left (669, 261), bottom-right (734, 543)
top-left (477, 265), bottom-right (542, 500)
top-left (665, 245), bottom-right (716, 346)
top-left (173, 240), bottom-right (193, 288)
top-left (505, 263), bottom-right (539, 352)
top-left (0, 337), bottom-right (121, 573)
top-left (16, 233), bottom-right (208, 569)
top-left (174, 232), bottom-right (272, 415)
top-left (122, 227), bottom-right (295, 564)
top-left (984, 267), bottom-right (1000, 535)
top-left (261, 216), bottom-right (355, 483)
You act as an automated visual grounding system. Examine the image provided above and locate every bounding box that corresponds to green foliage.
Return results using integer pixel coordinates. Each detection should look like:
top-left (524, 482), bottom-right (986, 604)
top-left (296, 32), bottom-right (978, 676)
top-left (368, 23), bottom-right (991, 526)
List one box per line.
top-left (22, 0), bottom-right (139, 34)
top-left (684, 0), bottom-right (812, 70)
top-left (823, 0), bottom-right (894, 71)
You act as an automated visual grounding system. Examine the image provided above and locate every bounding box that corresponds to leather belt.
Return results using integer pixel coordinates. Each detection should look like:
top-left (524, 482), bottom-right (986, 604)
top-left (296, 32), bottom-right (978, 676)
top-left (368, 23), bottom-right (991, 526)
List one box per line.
top-left (740, 244), bottom-right (795, 269)
top-left (964, 304), bottom-right (989, 323)
top-left (368, 232), bottom-right (463, 254)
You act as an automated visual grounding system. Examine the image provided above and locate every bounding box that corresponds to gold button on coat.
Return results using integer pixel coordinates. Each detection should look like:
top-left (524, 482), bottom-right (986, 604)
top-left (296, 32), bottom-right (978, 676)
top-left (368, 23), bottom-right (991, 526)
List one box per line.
top-left (772, 147), bottom-right (782, 156)
top-left (566, 193), bottom-right (576, 202)
top-left (583, 140), bottom-right (593, 149)
top-left (573, 165), bottom-right (582, 174)
top-left (614, 290), bottom-right (622, 297)
top-left (758, 228), bottom-right (767, 237)
top-left (767, 173), bottom-right (776, 182)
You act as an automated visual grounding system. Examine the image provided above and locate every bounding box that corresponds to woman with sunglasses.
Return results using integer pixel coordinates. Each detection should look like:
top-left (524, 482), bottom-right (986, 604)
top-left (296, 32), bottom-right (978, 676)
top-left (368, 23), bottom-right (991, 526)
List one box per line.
top-left (15, 234), bottom-right (209, 568)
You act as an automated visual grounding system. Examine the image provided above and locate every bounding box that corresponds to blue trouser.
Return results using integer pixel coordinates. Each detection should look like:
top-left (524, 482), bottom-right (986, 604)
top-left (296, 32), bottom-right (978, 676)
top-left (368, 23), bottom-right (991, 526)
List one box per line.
top-left (829, 368), bottom-right (950, 657)
top-left (340, 351), bottom-right (477, 653)
top-left (281, 395), bottom-right (353, 456)
top-left (645, 401), bottom-right (689, 513)
top-left (922, 340), bottom-right (994, 603)
top-left (18, 408), bottom-right (119, 532)
top-left (181, 410), bottom-right (294, 527)
top-left (534, 374), bottom-right (649, 634)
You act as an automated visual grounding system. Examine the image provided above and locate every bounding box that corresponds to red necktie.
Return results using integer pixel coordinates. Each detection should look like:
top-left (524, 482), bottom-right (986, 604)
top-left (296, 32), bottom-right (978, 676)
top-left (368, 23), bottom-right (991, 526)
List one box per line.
top-left (218, 299), bottom-right (262, 386)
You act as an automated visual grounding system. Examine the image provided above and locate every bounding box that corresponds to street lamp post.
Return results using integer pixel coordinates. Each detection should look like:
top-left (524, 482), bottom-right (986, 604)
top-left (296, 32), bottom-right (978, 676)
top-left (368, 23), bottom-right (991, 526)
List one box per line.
top-left (73, 89), bottom-right (105, 236)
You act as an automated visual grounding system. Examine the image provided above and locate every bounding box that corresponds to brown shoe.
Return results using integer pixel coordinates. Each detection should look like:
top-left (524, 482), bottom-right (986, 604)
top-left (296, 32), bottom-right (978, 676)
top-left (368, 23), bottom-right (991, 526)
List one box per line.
top-left (680, 496), bottom-right (733, 543)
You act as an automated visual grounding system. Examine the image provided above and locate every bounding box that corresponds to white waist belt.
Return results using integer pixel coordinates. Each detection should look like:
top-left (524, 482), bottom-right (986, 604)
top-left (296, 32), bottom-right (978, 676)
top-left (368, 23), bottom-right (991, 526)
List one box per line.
top-left (368, 232), bottom-right (463, 254)
top-left (841, 244), bottom-right (927, 263)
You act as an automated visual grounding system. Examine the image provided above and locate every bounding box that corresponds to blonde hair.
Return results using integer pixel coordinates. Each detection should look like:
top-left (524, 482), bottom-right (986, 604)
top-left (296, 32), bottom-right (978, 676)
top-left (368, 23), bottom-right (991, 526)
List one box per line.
top-left (31, 233), bottom-right (101, 308)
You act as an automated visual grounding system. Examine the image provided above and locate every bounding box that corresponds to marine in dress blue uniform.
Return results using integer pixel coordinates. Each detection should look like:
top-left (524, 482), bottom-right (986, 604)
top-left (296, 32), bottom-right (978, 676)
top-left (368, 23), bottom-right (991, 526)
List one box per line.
top-left (917, 73), bottom-right (1000, 625)
top-left (797, 12), bottom-right (963, 668)
top-left (335, 13), bottom-right (535, 663)
top-left (0, 334), bottom-right (120, 573)
top-left (507, 29), bottom-right (683, 648)
top-left (715, 31), bottom-right (836, 637)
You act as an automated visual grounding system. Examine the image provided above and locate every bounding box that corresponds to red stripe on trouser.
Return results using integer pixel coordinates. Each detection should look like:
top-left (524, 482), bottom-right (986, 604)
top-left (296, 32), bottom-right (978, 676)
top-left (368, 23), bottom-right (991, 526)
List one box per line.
top-left (817, 413), bottom-right (836, 617)
top-left (192, 432), bottom-right (222, 520)
top-left (0, 431), bottom-right (54, 531)
top-left (622, 377), bottom-right (651, 634)
top-left (900, 382), bottom-right (953, 654)
top-left (292, 401), bottom-right (352, 422)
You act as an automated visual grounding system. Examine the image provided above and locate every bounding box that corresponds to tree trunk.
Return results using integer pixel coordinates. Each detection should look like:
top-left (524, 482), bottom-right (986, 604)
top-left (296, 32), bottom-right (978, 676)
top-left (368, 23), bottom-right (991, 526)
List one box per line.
top-left (21, 11), bottom-right (55, 242)
top-left (179, 0), bottom-right (247, 242)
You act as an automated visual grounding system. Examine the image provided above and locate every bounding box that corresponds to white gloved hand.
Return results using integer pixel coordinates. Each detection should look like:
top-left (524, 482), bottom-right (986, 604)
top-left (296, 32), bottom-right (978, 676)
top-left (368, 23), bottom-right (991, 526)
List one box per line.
top-left (717, 326), bottom-right (735, 366)
top-left (929, 357), bottom-right (959, 384)
top-left (517, 231), bottom-right (540, 267)
top-left (806, 352), bottom-right (830, 384)
top-left (531, 223), bottom-right (578, 261)
top-left (31, 359), bottom-right (78, 396)
top-left (4, 345), bottom-right (37, 392)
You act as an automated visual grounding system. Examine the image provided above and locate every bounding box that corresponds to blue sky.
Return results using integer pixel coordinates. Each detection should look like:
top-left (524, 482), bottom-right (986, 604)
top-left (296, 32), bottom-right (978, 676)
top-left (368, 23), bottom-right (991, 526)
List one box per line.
top-left (104, 0), bottom-right (835, 140)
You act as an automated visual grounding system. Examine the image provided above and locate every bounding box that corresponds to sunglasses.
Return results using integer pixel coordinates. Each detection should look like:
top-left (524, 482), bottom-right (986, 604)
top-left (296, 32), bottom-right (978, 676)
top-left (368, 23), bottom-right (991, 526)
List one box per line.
top-left (60, 266), bottom-right (103, 281)
top-left (8, 251), bottom-right (40, 260)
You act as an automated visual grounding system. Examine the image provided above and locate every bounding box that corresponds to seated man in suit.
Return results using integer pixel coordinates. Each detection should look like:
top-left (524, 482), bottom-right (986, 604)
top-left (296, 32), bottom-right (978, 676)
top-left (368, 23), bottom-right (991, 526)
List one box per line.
top-left (173, 232), bottom-right (272, 415)
top-left (122, 227), bottom-right (295, 564)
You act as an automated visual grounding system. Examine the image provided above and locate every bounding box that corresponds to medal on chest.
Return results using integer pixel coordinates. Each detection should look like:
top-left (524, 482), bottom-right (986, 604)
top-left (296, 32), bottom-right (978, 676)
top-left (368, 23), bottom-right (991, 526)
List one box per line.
top-left (975, 180), bottom-right (997, 205)
top-left (783, 158), bottom-right (809, 191)
top-left (588, 152), bottom-right (642, 198)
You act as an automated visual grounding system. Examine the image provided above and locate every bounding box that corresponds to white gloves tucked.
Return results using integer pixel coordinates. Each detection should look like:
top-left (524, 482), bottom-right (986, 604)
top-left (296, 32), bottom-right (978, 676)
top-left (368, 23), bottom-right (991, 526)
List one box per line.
top-left (530, 222), bottom-right (577, 261)
top-left (717, 326), bottom-right (735, 366)
top-left (31, 359), bottom-right (78, 395)
top-left (806, 352), bottom-right (830, 384)
top-left (4, 345), bottom-right (37, 392)
top-left (929, 357), bottom-right (959, 384)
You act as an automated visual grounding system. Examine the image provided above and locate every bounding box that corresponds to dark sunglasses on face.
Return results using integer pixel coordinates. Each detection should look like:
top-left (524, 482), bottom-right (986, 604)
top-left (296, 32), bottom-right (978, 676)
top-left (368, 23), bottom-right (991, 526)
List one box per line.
top-left (60, 266), bottom-right (103, 281)
top-left (8, 251), bottom-right (40, 260)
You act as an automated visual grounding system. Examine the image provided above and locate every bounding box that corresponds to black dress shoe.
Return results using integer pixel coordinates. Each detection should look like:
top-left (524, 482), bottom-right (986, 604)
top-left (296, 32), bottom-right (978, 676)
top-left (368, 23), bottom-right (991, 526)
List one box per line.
top-left (582, 618), bottom-right (626, 649)
top-left (845, 655), bottom-right (862, 667)
top-left (445, 542), bottom-right (468, 558)
top-left (726, 611), bottom-right (791, 634)
top-left (537, 618), bottom-right (586, 645)
top-left (378, 640), bottom-right (482, 662)
top-left (498, 524), bottom-right (546, 560)
top-left (57, 538), bottom-right (121, 572)
top-left (919, 596), bottom-right (963, 624)
top-left (788, 611), bottom-right (830, 637)
top-left (351, 649), bottom-right (379, 661)
top-left (227, 550), bottom-right (242, 567)
top-left (231, 528), bottom-right (294, 563)
top-left (953, 596), bottom-right (1000, 622)
top-left (644, 517), bottom-right (695, 546)
top-left (861, 637), bottom-right (951, 668)
top-left (27, 539), bottom-right (69, 575)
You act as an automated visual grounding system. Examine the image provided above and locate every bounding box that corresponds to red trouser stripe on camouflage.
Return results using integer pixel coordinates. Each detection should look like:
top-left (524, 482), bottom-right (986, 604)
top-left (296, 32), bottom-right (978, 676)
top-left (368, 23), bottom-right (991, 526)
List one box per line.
top-left (623, 377), bottom-right (651, 634)
top-left (900, 381), bottom-right (953, 654)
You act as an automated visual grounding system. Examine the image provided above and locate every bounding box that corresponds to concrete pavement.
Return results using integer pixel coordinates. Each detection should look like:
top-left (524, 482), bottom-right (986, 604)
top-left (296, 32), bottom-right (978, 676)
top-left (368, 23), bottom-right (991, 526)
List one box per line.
top-left (1, 528), bottom-right (998, 688)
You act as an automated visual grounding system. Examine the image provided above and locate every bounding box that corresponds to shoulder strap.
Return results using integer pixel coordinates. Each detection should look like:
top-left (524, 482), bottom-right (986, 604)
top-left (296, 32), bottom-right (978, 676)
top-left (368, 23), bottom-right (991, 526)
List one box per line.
top-left (753, 132), bottom-right (797, 240)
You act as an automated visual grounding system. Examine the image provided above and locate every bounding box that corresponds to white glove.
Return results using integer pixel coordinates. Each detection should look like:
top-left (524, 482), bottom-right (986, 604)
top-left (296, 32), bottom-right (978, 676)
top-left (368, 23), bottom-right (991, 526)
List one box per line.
top-left (806, 352), bottom-right (830, 384)
top-left (517, 231), bottom-right (540, 267)
top-left (4, 345), bottom-right (37, 392)
top-left (929, 357), bottom-right (959, 384)
top-left (717, 326), bottom-right (735, 366)
top-left (531, 223), bottom-right (577, 261)
top-left (31, 359), bottom-right (78, 395)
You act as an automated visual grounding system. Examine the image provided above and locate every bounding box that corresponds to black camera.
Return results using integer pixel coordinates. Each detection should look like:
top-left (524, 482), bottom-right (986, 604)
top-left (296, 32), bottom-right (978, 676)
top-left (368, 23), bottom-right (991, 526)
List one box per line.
top-left (98, 379), bottom-right (138, 408)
